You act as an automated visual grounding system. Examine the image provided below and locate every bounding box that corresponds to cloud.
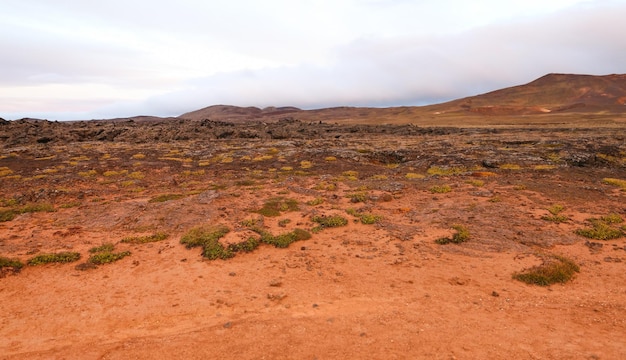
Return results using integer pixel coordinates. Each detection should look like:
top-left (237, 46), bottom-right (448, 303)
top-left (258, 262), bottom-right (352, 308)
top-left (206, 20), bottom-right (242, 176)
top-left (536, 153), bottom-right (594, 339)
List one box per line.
top-left (1, 0), bottom-right (624, 120)
top-left (134, 0), bottom-right (626, 117)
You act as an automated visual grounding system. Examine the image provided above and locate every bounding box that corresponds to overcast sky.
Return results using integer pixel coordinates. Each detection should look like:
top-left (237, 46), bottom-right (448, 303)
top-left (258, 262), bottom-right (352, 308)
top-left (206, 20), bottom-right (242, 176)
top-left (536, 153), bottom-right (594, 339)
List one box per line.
top-left (1, 0), bottom-right (625, 120)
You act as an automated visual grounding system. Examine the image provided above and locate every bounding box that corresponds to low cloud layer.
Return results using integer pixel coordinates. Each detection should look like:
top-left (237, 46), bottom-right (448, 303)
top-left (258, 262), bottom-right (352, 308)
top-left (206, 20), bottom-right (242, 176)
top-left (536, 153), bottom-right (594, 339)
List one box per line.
top-left (1, 0), bottom-right (624, 120)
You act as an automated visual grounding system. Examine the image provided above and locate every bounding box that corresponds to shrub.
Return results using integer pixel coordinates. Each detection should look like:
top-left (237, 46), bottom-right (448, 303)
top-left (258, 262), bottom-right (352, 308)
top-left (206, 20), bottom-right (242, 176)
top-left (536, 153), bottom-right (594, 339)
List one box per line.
top-left (429, 185), bottom-right (451, 194)
top-left (28, 252), bottom-right (81, 265)
top-left (260, 229), bottom-right (312, 248)
top-left (88, 251), bottom-right (131, 264)
top-left (436, 225), bottom-right (470, 245)
top-left (121, 233), bottom-right (169, 244)
top-left (513, 255), bottom-right (579, 286)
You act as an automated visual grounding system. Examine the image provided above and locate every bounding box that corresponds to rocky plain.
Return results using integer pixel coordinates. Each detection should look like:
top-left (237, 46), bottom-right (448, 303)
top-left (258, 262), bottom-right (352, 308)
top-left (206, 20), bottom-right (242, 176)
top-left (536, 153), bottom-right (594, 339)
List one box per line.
top-left (1, 73), bottom-right (626, 359)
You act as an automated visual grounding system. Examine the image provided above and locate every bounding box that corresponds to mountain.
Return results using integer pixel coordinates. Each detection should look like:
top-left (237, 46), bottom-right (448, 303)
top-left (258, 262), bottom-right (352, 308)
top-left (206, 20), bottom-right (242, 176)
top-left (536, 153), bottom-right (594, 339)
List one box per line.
top-left (178, 73), bottom-right (626, 122)
top-left (426, 73), bottom-right (626, 115)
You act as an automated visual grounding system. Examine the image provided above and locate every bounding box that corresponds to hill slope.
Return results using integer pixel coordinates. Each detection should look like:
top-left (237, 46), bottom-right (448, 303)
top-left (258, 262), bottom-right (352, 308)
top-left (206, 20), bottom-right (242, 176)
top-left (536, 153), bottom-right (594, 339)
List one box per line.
top-left (179, 73), bottom-right (626, 121)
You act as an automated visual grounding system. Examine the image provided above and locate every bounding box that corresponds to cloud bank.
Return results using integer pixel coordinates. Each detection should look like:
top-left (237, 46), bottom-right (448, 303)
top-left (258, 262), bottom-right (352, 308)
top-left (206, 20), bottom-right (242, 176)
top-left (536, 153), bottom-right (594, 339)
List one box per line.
top-left (1, 0), bottom-right (624, 120)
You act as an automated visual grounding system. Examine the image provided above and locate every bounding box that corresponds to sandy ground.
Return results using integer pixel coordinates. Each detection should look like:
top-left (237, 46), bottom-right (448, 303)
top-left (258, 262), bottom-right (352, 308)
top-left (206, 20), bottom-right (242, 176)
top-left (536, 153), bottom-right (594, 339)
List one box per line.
top-left (1, 133), bottom-right (626, 359)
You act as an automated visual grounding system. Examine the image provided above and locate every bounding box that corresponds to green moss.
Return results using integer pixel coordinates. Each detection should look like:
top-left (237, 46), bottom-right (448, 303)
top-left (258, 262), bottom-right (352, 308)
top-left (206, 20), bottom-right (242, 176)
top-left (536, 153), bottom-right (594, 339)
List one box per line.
top-left (227, 237), bottom-right (260, 253)
top-left (513, 255), bottom-right (580, 286)
top-left (28, 252), bottom-right (81, 265)
top-left (121, 232), bottom-right (169, 244)
top-left (0, 256), bottom-right (24, 270)
top-left (180, 225), bottom-right (233, 260)
top-left (255, 197), bottom-right (299, 217)
top-left (312, 215), bottom-right (348, 229)
top-left (88, 251), bottom-right (131, 264)
top-left (89, 243), bottom-right (115, 253)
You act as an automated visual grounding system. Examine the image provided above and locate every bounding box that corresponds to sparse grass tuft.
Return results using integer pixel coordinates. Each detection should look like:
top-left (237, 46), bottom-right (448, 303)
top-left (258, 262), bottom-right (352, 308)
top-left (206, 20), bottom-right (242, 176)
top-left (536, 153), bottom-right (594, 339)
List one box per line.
top-left (601, 213), bottom-right (623, 224)
top-left (121, 233), bottom-right (169, 244)
top-left (466, 179), bottom-right (484, 187)
top-left (499, 163), bottom-right (522, 170)
top-left (429, 185), bottom-right (451, 194)
top-left (513, 255), bottom-right (579, 286)
top-left (435, 225), bottom-right (470, 245)
top-left (28, 252), bottom-right (81, 265)
top-left (602, 178), bottom-right (626, 191)
top-left (405, 172), bottom-right (425, 180)
top-left (347, 192), bottom-right (367, 203)
top-left (0, 209), bottom-right (16, 222)
top-left (306, 197), bottom-right (325, 206)
top-left (427, 166), bottom-right (465, 176)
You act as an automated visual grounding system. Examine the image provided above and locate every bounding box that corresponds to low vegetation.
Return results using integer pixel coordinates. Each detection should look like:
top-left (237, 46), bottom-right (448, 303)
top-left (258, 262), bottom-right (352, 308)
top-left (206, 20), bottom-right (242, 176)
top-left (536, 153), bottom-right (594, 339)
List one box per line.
top-left (312, 215), bottom-right (348, 231)
top-left (0, 203), bottom-right (56, 222)
top-left (28, 252), bottom-right (81, 265)
top-left (429, 185), bottom-right (451, 194)
top-left (88, 251), bottom-right (131, 265)
top-left (121, 232), bottom-right (169, 244)
top-left (575, 218), bottom-right (624, 240)
top-left (254, 197), bottom-right (299, 217)
top-left (0, 256), bottom-right (24, 271)
top-left (180, 225), bottom-right (233, 260)
top-left (149, 194), bottom-right (185, 203)
top-left (541, 204), bottom-right (569, 223)
top-left (346, 208), bottom-right (382, 224)
top-left (602, 178), bottom-right (626, 191)
top-left (435, 225), bottom-right (470, 245)
top-left (513, 255), bottom-right (579, 286)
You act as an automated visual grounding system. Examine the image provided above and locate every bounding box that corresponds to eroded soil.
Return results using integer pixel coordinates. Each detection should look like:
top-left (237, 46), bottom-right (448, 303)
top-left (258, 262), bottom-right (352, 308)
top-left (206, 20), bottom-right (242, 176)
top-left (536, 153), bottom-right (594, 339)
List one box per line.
top-left (1, 124), bottom-right (626, 359)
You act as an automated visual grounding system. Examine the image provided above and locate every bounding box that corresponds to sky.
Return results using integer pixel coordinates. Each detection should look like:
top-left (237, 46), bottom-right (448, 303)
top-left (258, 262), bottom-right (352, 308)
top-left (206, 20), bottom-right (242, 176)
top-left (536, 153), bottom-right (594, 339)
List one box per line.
top-left (1, 0), bottom-right (625, 120)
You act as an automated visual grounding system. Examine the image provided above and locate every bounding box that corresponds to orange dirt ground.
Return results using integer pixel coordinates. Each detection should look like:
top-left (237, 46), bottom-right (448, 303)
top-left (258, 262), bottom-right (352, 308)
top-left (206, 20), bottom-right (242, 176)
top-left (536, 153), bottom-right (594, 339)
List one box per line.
top-left (1, 128), bottom-right (625, 359)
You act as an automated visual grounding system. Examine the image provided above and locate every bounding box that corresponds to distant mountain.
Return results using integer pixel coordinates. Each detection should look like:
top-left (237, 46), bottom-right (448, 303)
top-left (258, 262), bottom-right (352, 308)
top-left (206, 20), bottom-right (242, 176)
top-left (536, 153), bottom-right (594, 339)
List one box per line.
top-left (178, 73), bottom-right (626, 122)
top-left (180, 105), bottom-right (301, 122)
top-left (426, 73), bottom-right (626, 115)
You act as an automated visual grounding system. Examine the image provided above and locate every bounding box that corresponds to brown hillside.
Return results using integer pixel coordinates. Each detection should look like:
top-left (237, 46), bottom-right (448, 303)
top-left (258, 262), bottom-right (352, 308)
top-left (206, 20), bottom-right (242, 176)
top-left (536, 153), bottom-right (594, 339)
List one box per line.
top-left (178, 73), bottom-right (626, 123)
top-left (422, 73), bottom-right (626, 115)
